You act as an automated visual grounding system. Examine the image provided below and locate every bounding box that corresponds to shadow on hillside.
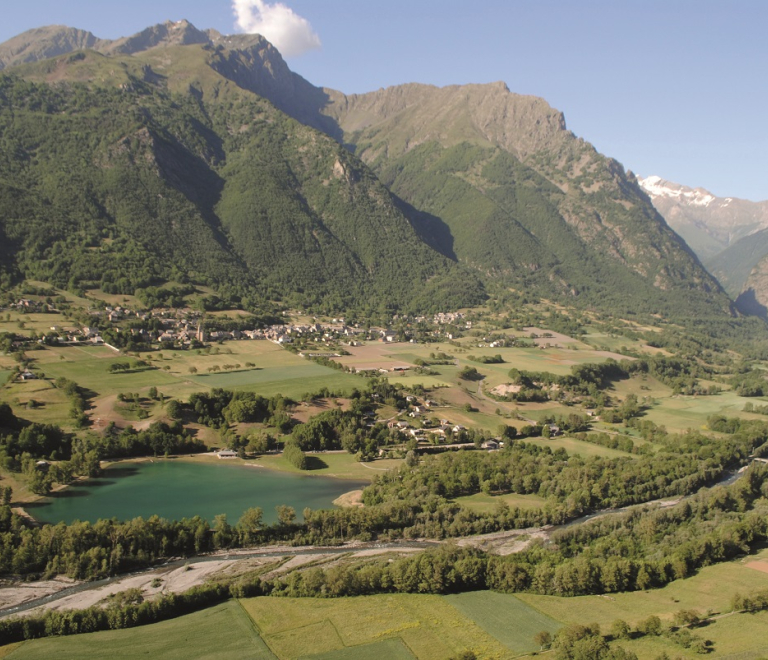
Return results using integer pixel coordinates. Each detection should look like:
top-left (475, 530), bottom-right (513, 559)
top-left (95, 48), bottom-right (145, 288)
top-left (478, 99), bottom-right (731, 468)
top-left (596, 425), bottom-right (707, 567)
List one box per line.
top-left (735, 288), bottom-right (768, 319)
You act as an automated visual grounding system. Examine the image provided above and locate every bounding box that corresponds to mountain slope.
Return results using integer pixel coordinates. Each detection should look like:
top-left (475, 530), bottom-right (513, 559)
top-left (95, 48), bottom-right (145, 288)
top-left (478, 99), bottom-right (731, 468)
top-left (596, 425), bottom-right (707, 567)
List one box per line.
top-left (317, 83), bottom-right (732, 319)
top-left (0, 46), bottom-right (482, 313)
top-left (638, 175), bottom-right (768, 261)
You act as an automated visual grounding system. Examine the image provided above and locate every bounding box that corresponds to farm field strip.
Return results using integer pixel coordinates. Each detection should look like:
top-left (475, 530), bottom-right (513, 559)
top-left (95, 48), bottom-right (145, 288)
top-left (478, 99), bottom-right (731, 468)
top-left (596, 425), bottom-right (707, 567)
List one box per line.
top-left (445, 591), bottom-right (562, 653)
top-left (240, 594), bottom-right (516, 659)
top-left (4, 600), bottom-right (276, 659)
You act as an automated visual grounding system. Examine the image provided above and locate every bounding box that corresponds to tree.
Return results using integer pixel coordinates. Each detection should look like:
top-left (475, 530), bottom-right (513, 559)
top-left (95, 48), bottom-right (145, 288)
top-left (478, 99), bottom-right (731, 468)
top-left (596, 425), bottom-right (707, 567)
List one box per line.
top-left (458, 366), bottom-right (482, 381)
top-left (636, 615), bottom-right (662, 636)
top-left (276, 505), bottom-right (296, 526)
top-left (673, 609), bottom-right (701, 627)
top-left (166, 400), bottom-right (182, 420)
top-left (534, 630), bottom-right (552, 650)
top-left (189, 366), bottom-right (198, 374)
top-left (610, 619), bottom-right (631, 640)
top-left (237, 507), bottom-right (263, 544)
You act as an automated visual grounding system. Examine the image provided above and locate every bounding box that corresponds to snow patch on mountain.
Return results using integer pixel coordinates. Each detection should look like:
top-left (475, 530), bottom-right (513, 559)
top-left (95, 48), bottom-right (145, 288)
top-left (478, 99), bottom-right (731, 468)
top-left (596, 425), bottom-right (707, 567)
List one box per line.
top-left (639, 175), bottom-right (715, 207)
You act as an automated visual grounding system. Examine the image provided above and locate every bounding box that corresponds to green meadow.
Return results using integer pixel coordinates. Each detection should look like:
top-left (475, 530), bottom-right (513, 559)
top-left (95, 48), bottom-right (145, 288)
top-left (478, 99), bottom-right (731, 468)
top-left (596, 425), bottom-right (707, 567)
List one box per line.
top-left (445, 591), bottom-right (562, 653)
top-left (5, 601), bottom-right (276, 660)
top-left (454, 491), bottom-right (547, 512)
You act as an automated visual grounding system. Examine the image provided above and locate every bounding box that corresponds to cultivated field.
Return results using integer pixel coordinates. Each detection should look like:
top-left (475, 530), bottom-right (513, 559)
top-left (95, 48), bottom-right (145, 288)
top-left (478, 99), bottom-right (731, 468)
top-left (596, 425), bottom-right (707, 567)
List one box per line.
top-left (445, 591), bottom-right (562, 653)
top-left (240, 592), bottom-right (550, 658)
top-left (4, 600), bottom-right (276, 659)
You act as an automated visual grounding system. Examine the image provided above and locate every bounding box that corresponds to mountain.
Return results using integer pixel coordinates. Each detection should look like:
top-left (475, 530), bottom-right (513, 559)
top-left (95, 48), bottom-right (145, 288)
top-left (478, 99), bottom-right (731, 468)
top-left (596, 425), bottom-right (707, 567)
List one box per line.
top-left (0, 26), bottom-right (106, 70)
top-left (315, 83), bottom-right (731, 319)
top-left (0, 21), bottom-right (216, 70)
top-left (706, 228), bottom-right (768, 317)
top-left (0, 40), bottom-right (481, 315)
top-left (0, 21), bottom-right (738, 320)
top-left (638, 175), bottom-right (768, 262)
top-left (638, 176), bottom-right (768, 316)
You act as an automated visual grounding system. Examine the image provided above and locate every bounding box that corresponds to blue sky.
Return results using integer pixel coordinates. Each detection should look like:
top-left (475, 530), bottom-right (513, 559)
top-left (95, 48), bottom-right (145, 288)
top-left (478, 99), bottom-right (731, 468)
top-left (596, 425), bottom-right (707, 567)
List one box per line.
top-left (2, 0), bottom-right (766, 200)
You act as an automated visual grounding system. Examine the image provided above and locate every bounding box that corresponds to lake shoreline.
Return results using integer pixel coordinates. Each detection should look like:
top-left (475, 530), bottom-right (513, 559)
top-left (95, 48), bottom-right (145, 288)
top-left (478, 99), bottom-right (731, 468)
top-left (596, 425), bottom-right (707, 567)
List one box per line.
top-left (25, 456), bottom-right (369, 526)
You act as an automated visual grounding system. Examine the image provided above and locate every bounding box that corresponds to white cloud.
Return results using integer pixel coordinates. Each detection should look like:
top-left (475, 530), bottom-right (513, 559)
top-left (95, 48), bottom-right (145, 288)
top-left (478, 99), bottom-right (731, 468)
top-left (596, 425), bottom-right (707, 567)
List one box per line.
top-left (232, 0), bottom-right (321, 57)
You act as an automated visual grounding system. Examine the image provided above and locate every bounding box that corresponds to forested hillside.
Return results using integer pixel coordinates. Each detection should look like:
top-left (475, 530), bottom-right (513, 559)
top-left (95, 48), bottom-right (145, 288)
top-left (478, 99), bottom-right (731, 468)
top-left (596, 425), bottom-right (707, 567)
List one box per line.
top-left (0, 48), bottom-right (483, 314)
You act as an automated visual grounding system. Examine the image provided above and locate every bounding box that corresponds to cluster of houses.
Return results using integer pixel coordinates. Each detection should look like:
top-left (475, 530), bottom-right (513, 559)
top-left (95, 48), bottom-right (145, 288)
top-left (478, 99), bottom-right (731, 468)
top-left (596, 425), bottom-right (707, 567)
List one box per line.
top-left (5, 291), bottom-right (479, 352)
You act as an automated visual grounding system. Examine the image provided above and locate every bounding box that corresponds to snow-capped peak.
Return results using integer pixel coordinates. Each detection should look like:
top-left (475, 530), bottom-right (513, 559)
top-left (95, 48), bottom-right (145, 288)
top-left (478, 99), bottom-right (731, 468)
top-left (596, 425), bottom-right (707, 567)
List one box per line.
top-left (638, 175), bottom-right (715, 207)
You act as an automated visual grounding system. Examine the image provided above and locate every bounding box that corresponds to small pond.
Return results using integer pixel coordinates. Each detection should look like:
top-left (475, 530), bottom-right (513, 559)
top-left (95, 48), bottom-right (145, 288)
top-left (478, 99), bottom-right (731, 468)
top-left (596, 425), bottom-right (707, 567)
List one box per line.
top-left (29, 460), bottom-right (366, 525)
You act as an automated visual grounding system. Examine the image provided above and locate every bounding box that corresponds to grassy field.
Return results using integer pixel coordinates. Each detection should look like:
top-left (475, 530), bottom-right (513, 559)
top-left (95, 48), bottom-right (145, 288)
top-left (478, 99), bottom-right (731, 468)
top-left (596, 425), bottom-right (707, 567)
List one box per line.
top-left (33, 346), bottom-right (181, 397)
top-left (525, 435), bottom-right (634, 459)
top-left (454, 491), bottom-right (546, 512)
top-left (517, 548), bottom-right (768, 629)
top-left (188, 364), bottom-right (359, 399)
top-left (5, 601), bottom-right (276, 660)
top-left (0, 312), bottom-right (74, 336)
top-left (613, 609), bottom-right (768, 659)
top-left (254, 452), bottom-right (402, 481)
top-left (445, 591), bottom-right (562, 653)
top-left (301, 637), bottom-right (415, 659)
top-left (240, 594), bottom-right (514, 659)
top-left (0, 379), bottom-right (72, 426)
top-left (642, 390), bottom-right (761, 433)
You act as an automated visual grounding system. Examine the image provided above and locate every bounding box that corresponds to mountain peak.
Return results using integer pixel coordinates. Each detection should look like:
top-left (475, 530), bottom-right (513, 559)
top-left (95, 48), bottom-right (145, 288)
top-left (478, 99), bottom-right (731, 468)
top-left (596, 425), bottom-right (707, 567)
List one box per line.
top-left (0, 25), bottom-right (104, 70)
top-left (639, 175), bottom-right (717, 207)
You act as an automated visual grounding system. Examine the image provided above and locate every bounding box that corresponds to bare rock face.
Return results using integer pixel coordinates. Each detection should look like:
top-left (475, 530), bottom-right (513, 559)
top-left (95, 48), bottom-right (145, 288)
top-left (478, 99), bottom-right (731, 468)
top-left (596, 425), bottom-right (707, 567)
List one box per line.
top-left (323, 81), bottom-right (568, 161)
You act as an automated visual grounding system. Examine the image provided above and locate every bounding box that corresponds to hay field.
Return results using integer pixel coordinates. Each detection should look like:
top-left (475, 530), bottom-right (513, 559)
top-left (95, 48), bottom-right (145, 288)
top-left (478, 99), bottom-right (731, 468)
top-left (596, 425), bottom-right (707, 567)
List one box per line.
top-left (5, 600), bottom-right (276, 659)
top-left (240, 594), bottom-right (515, 659)
top-left (445, 591), bottom-right (562, 653)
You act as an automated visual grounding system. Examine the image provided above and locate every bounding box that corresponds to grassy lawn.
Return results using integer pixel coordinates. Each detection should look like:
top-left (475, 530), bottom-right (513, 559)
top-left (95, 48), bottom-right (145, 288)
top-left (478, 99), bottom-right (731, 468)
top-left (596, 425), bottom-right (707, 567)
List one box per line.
top-left (454, 492), bottom-right (546, 513)
top-left (254, 452), bottom-right (402, 481)
top-left (241, 594), bottom-right (513, 659)
top-left (5, 600), bottom-right (276, 660)
top-left (445, 591), bottom-right (562, 653)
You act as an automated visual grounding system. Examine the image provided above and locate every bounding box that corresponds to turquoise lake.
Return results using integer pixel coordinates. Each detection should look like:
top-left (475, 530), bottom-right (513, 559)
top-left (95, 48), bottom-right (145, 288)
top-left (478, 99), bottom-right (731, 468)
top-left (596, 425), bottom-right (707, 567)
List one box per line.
top-left (28, 460), bottom-right (366, 525)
